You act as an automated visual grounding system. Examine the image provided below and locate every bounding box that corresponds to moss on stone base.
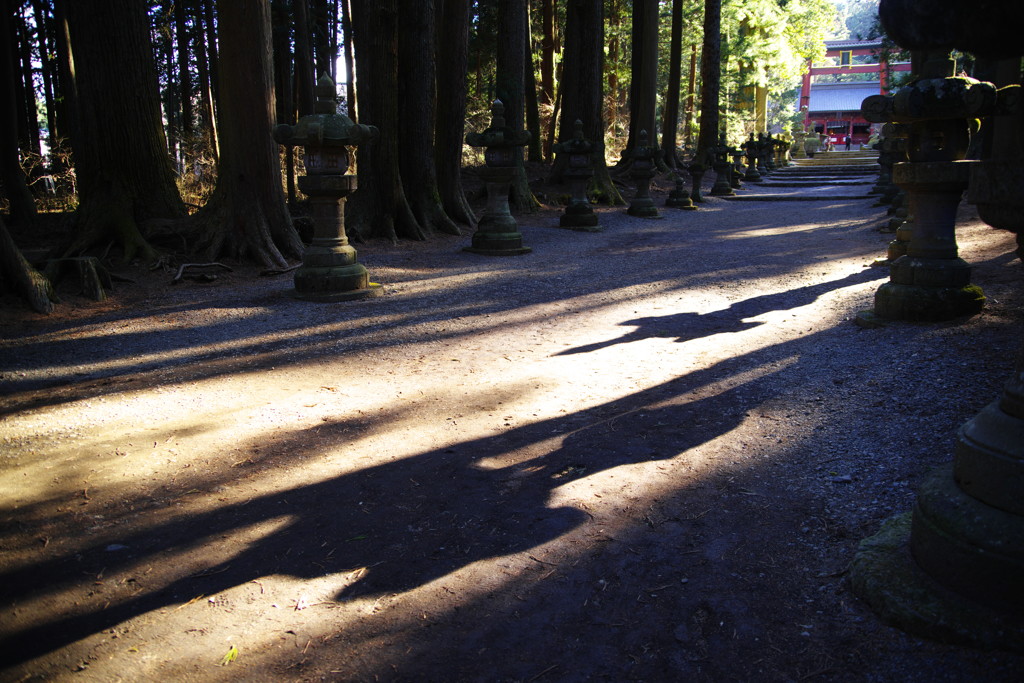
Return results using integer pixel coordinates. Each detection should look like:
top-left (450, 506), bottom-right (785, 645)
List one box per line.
top-left (849, 512), bottom-right (1024, 652)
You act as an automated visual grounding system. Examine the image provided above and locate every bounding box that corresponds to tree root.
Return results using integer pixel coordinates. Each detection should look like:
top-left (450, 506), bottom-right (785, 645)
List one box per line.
top-left (170, 262), bottom-right (233, 285)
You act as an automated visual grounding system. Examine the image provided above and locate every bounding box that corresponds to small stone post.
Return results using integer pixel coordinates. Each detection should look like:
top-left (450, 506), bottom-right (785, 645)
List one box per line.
top-left (627, 130), bottom-right (660, 218)
top-left (665, 174), bottom-right (697, 210)
top-left (552, 120), bottom-right (599, 231)
top-left (273, 74), bottom-right (381, 302)
top-left (464, 100), bottom-right (532, 255)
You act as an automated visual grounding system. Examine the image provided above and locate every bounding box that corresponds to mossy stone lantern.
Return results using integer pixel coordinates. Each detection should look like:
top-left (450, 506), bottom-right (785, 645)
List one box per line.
top-left (626, 130), bottom-right (660, 218)
top-left (709, 132), bottom-right (736, 197)
top-left (464, 100), bottom-right (532, 256)
top-left (552, 119), bottom-right (599, 231)
top-left (742, 133), bottom-right (762, 182)
top-left (859, 51), bottom-right (997, 322)
top-left (273, 74), bottom-right (380, 302)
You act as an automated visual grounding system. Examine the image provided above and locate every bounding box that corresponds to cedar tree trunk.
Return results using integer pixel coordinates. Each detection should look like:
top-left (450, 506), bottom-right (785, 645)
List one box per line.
top-left (0, 2), bottom-right (36, 226)
top-left (660, 0), bottom-right (684, 168)
top-left (616, 0), bottom-right (659, 172)
top-left (61, 0), bottom-right (185, 262)
top-left (552, 0), bottom-right (623, 204)
top-left (435, 0), bottom-right (476, 227)
top-left (347, 0), bottom-right (421, 241)
top-left (397, 0), bottom-right (460, 236)
top-left (191, 0), bottom-right (302, 267)
top-left (495, 0), bottom-right (539, 212)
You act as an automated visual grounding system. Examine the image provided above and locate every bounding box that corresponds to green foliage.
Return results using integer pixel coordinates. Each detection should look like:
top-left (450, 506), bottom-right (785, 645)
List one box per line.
top-left (719, 0), bottom-right (838, 140)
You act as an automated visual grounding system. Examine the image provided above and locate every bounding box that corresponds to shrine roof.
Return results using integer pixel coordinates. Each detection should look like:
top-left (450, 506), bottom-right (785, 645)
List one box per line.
top-left (825, 38), bottom-right (883, 51)
top-left (806, 82), bottom-right (883, 114)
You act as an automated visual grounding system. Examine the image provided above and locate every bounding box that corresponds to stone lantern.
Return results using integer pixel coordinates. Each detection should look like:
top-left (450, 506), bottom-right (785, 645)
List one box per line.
top-left (729, 148), bottom-right (745, 190)
top-left (552, 119), bottom-right (599, 231)
top-left (273, 74), bottom-right (380, 302)
top-left (464, 100), bottom-right (532, 255)
top-left (849, 1), bottom-right (1024, 649)
top-left (742, 133), bottom-right (762, 182)
top-left (627, 130), bottom-right (660, 218)
top-left (859, 50), bottom-right (997, 321)
top-left (756, 133), bottom-right (771, 175)
top-left (791, 122), bottom-right (808, 160)
top-left (709, 132), bottom-right (736, 196)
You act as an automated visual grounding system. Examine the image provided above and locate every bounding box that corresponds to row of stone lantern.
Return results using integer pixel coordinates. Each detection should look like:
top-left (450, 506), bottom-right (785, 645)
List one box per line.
top-left (274, 80), bottom-right (798, 301)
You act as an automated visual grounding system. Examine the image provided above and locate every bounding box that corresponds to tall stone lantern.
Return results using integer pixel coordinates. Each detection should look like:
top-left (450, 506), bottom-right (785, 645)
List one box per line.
top-left (552, 119), bottom-right (600, 231)
top-left (859, 51), bottom-right (997, 321)
top-left (626, 130), bottom-right (660, 218)
top-left (273, 74), bottom-right (380, 302)
top-left (464, 100), bottom-right (532, 255)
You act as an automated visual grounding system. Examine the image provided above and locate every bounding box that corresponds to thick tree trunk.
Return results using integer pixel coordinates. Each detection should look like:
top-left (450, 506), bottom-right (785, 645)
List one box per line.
top-left (616, 0), bottom-right (659, 171)
top-left (347, 0), bottom-right (421, 241)
top-left (396, 0), bottom-right (460, 236)
top-left (293, 0), bottom-right (315, 116)
top-left (62, 0), bottom-right (185, 262)
top-left (0, 2), bottom-right (37, 226)
top-left (435, 0), bottom-right (475, 228)
top-left (660, 0), bottom-right (684, 169)
top-left (552, 0), bottom-right (623, 205)
top-left (191, 0), bottom-right (302, 267)
top-left (0, 215), bottom-right (56, 314)
top-left (696, 0), bottom-right (722, 168)
top-left (496, 0), bottom-right (539, 212)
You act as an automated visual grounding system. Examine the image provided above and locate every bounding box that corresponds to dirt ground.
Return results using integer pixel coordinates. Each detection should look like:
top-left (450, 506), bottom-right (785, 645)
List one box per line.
top-left (2, 172), bottom-right (1024, 681)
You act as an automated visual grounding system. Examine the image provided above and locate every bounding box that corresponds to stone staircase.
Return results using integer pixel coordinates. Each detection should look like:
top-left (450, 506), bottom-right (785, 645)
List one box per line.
top-left (723, 149), bottom-right (880, 202)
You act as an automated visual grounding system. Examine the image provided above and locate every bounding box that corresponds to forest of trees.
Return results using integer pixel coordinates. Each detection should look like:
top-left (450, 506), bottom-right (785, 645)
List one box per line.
top-left (0, 0), bottom-right (841, 313)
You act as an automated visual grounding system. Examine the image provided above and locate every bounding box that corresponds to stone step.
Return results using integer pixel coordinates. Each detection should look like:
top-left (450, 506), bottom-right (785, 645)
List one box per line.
top-left (792, 158), bottom-right (879, 168)
top-left (772, 167), bottom-right (878, 177)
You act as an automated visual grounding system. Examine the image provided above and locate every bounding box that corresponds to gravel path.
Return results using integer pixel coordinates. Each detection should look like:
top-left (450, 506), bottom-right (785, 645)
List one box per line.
top-left (1, 164), bottom-right (1022, 681)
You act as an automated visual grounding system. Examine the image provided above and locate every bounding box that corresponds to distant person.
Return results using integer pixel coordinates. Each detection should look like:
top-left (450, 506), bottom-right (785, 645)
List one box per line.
top-left (845, 135), bottom-right (852, 151)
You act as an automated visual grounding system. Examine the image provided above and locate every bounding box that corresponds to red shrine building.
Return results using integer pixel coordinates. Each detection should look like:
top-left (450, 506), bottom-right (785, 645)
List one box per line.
top-left (799, 38), bottom-right (911, 147)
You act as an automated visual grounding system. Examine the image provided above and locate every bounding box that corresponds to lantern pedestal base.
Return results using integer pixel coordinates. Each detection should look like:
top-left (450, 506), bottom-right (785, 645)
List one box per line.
top-left (873, 256), bottom-right (984, 321)
top-left (292, 283), bottom-right (383, 303)
top-left (463, 233), bottom-right (533, 257)
top-left (292, 239), bottom-right (383, 302)
top-left (559, 203), bottom-right (600, 231)
top-left (849, 510), bottom-right (1024, 653)
top-left (626, 200), bottom-right (661, 218)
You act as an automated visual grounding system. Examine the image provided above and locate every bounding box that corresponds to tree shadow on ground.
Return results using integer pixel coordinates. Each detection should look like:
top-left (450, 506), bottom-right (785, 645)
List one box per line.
top-left (556, 268), bottom-right (885, 356)
top-left (0, 325), bottom-right (811, 667)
